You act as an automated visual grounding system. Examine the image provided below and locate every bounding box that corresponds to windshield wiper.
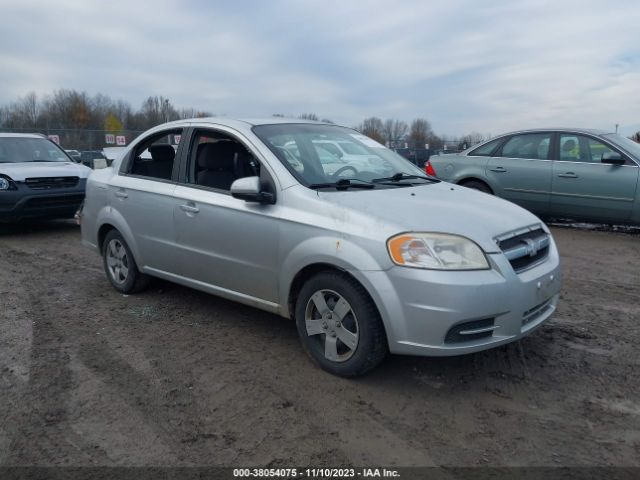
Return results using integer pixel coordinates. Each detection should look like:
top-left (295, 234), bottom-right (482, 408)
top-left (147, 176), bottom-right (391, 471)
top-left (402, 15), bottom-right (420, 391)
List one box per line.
top-left (372, 172), bottom-right (438, 183)
top-left (308, 178), bottom-right (375, 190)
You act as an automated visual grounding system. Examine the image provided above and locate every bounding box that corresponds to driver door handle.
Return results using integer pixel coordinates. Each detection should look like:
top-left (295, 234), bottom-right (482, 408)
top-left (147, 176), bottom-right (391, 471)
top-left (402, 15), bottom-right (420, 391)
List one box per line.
top-left (180, 203), bottom-right (200, 214)
top-left (558, 172), bottom-right (578, 178)
top-left (114, 189), bottom-right (128, 199)
top-left (489, 167), bottom-right (507, 173)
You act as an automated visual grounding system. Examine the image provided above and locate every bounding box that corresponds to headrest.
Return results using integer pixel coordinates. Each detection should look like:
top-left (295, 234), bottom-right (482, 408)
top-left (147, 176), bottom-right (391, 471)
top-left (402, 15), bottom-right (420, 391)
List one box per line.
top-left (197, 142), bottom-right (237, 170)
top-left (562, 139), bottom-right (576, 152)
top-left (148, 144), bottom-right (175, 163)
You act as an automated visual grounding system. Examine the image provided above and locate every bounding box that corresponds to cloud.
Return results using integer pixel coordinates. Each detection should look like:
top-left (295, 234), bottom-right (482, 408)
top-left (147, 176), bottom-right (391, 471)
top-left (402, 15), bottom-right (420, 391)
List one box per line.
top-left (0, 0), bottom-right (638, 135)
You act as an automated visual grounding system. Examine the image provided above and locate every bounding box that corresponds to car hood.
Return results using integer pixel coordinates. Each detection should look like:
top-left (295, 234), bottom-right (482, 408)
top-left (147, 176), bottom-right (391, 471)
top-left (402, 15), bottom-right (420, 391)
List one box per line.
top-left (0, 162), bottom-right (91, 181)
top-left (318, 181), bottom-right (545, 253)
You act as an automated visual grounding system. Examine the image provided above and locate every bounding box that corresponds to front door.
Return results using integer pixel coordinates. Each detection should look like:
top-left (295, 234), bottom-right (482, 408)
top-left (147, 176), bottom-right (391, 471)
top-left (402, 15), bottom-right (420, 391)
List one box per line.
top-left (172, 128), bottom-right (281, 304)
top-left (550, 134), bottom-right (639, 223)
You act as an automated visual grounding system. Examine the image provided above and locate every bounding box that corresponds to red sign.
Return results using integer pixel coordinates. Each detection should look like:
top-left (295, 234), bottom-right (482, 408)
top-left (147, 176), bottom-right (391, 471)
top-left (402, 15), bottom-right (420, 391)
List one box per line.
top-left (116, 135), bottom-right (126, 146)
top-left (105, 134), bottom-right (115, 144)
top-left (48, 135), bottom-right (60, 144)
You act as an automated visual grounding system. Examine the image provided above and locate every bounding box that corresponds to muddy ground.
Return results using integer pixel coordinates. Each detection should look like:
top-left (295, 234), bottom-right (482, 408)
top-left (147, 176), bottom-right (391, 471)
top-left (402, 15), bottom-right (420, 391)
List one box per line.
top-left (0, 221), bottom-right (638, 467)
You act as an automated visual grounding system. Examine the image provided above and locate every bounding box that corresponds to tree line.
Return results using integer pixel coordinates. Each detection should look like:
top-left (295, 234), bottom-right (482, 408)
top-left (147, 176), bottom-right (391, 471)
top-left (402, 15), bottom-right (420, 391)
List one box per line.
top-left (2, 89), bottom-right (637, 151)
top-left (0, 90), bottom-right (489, 151)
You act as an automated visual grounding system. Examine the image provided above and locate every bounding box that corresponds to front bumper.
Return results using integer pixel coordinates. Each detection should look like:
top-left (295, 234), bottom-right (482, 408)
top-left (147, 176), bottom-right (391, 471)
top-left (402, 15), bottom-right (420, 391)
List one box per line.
top-left (359, 240), bottom-right (562, 356)
top-left (0, 179), bottom-right (87, 221)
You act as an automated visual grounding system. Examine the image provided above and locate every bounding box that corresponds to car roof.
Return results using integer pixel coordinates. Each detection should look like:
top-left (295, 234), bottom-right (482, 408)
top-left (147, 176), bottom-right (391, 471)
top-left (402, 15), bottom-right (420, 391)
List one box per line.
top-left (498, 127), bottom-right (614, 136)
top-left (163, 117), bottom-right (333, 129)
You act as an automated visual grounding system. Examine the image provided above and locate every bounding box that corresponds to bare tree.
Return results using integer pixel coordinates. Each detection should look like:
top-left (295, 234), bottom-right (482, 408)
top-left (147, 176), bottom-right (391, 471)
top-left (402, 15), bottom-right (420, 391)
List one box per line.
top-left (179, 107), bottom-right (212, 119)
top-left (1, 91), bottom-right (41, 128)
top-left (138, 96), bottom-right (179, 128)
top-left (457, 131), bottom-right (486, 150)
top-left (298, 113), bottom-right (319, 121)
top-left (383, 119), bottom-right (408, 147)
top-left (408, 118), bottom-right (433, 149)
top-left (357, 117), bottom-right (385, 143)
top-left (631, 131), bottom-right (640, 143)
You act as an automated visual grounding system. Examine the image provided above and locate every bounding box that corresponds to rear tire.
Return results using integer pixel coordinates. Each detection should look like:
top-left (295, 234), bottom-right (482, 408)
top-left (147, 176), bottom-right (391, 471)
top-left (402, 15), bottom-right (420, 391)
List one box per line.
top-left (295, 271), bottom-right (387, 377)
top-left (461, 179), bottom-right (492, 194)
top-left (102, 230), bottom-right (149, 294)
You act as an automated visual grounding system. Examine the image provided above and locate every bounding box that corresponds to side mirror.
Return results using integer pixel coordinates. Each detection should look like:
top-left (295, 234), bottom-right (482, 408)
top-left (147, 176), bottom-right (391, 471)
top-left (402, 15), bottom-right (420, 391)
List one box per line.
top-left (601, 151), bottom-right (624, 165)
top-left (230, 176), bottom-right (275, 204)
top-left (93, 158), bottom-right (108, 169)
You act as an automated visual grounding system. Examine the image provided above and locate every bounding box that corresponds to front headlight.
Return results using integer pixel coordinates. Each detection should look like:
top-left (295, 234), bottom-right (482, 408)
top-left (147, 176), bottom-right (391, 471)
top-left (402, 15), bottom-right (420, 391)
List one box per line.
top-left (0, 176), bottom-right (12, 191)
top-left (387, 233), bottom-right (489, 270)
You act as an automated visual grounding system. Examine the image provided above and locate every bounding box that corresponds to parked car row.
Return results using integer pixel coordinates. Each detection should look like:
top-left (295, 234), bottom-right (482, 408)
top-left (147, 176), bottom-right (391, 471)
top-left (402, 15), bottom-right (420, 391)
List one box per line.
top-left (78, 118), bottom-right (561, 377)
top-left (426, 128), bottom-right (640, 226)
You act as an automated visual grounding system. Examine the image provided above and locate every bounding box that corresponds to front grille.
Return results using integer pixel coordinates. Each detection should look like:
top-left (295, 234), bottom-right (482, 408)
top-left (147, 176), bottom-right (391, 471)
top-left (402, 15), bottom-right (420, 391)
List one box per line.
top-left (522, 298), bottom-right (552, 329)
top-left (496, 226), bottom-right (550, 273)
top-left (445, 318), bottom-right (496, 344)
top-left (25, 176), bottom-right (79, 189)
top-left (25, 194), bottom-right (84, 209)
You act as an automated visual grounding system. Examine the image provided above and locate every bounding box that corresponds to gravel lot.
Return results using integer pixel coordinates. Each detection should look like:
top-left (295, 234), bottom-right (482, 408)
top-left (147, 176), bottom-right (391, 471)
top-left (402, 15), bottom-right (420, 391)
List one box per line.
top-left (1, 221), bottom-right (638, 467)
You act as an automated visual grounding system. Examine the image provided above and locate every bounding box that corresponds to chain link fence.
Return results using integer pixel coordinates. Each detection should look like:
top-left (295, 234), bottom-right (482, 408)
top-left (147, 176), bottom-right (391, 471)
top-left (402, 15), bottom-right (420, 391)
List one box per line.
top-left (0, 127), bottom-right (146, 151)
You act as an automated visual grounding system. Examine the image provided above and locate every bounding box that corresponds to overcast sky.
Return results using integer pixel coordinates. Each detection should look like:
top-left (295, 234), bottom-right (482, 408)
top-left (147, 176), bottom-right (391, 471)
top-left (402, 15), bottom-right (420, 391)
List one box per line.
top-left (1, 0), bottom-right (639, 136)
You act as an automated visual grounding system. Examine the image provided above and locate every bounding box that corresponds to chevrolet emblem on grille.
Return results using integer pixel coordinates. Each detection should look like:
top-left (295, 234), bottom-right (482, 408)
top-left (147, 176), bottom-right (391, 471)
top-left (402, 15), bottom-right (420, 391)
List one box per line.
top-left (522, 238), bottom-right (539, 257)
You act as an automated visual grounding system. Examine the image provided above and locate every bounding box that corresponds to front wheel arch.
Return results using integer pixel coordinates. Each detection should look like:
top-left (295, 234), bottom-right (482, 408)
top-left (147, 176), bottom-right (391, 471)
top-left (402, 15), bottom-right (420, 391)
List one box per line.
top-left (458, 178), bottom-right (494, 194)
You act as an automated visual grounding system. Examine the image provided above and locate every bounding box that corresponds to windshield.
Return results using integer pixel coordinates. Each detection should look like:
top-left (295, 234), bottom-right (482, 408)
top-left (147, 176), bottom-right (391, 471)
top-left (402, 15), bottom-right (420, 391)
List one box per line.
top-left (253, 124), bottom-right (426, 187)
top-left (0, 137), bottom-right (71, 163)
top-left (603, 133), bottom-right (640, 160)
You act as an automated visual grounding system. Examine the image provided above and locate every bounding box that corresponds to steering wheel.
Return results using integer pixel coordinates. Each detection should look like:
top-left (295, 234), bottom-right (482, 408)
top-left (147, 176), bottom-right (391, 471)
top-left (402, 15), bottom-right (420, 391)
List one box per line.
top-left (332, 165), bottom-right (358, 179)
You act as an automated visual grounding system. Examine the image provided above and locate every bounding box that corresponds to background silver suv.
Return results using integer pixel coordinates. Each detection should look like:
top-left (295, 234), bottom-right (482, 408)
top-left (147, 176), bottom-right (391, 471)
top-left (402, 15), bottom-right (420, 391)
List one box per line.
top-left (80, 118), bottom-right (561, 376)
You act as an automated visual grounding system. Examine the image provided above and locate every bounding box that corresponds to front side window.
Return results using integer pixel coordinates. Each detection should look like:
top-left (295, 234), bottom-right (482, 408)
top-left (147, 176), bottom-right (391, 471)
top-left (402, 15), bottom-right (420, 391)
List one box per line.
top-left (0, 137), bottom-right (70, 163)
top-left (587, 138), bottom-right (617, 163)
top-left (500, 133), bottom-right (551, 160)
top-left (253, 124), bottom-right (424, 186)
top-left (186, 130), bottom-right (261, 191)
top-left (559, 134), bottom-right (618, 163)
top-left (127, 130), bottom-right (183, 180)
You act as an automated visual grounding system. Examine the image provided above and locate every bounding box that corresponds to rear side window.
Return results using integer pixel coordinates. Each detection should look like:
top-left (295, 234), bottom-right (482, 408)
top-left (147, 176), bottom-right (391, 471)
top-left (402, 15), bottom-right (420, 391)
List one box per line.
top-left (499, 133), bottom-right (551, 160)
top-left (125, 130), bottom-right (183, 181)
top-left (468, 138), bottom-right (502, 157)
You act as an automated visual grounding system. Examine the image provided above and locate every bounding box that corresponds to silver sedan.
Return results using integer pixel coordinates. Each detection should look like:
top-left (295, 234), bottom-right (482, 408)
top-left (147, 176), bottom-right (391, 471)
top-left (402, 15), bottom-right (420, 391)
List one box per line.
top-left (80, 118), bottom-right (561, 376)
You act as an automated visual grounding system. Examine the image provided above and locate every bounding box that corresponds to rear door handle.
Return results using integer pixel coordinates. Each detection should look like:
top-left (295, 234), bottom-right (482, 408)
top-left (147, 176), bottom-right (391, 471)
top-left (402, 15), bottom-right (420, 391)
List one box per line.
top-left (180, 203), bottom-right (200, 214)
top-left (489, 167), bottom-right (507, 173)
top-left (114, 189), bottom-right (128, 199)
top-left (558, 172), bottom-right (578, 178)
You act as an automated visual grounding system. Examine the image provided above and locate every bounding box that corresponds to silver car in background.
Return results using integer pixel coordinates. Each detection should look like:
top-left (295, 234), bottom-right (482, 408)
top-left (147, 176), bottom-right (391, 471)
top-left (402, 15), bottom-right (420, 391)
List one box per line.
top-left (428, 128), bottom-right (640, 225)
top-left (80, 118), bottom-right (561, 376)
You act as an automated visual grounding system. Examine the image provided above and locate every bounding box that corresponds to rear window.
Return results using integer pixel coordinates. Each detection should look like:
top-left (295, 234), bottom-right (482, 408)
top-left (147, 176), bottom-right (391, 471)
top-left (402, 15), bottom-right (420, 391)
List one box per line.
top-left (468, 138), bottom-right (502, 157)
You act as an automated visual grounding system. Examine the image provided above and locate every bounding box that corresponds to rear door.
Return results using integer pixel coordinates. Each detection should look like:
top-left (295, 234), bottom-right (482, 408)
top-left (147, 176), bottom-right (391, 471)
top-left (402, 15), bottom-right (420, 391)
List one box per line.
top-left (550, 133), bottom-right (638, 223)
top-left (109, 129), bottom-right (185, 274)
top-left (485, 132), bottom-right (553, 215)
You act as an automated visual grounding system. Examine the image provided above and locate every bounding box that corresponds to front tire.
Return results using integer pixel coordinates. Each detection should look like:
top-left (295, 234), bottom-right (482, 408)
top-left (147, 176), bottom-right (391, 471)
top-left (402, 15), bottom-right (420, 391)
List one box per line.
top-left (102, 230), bottom-right (149, 294)
top-left (461, 179), bottom-right (492, 194)
top-left (295, 271), bottom-right (387, 377)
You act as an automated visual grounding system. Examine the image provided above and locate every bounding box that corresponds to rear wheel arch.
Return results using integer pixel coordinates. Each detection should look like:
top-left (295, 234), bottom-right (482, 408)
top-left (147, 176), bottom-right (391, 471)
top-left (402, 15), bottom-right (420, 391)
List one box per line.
top-left (98, 223), bottom-right (117, 254)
